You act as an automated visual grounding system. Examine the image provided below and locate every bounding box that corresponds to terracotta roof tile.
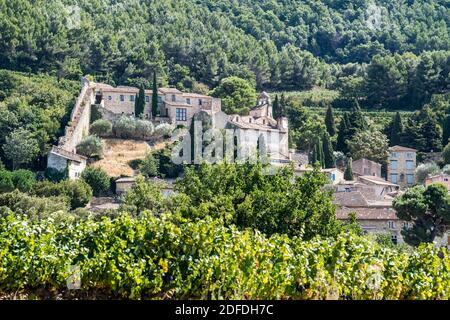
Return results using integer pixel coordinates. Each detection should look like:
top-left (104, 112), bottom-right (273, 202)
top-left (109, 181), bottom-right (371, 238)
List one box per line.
top-left (388, 145), bottom-right (418, 152)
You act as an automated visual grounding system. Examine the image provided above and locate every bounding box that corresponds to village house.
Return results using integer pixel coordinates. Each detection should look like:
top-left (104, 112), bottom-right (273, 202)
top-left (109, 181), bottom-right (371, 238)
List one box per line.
top-left (93, 82), bottom-right (221, 125)
top-left (387, 145), bottom-right (417, 187)
top-left (425, 173), bottom-right (450, 193)
top-left (334, 190), bottom-right (407, 244)
top-left (294, 165), bottom-right (345, 185)
top-left (352, 158), bottom-right (382, 177)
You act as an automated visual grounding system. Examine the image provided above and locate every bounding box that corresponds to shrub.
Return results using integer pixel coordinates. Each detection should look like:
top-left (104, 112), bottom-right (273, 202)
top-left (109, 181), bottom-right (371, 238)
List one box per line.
top-left (139, 153), bottom-right (159, 177)
top-left (33, 180), bottom-right (93, 209)
top-left (44, 167), bottom-right (68, 182)
top-left (10, 169), bottom-right (36, 193)
top-left (113, 116), bottom-right (136, 139)
top-left (443, 164), bottom-right (450, 175)
top-left (154, 147), bottom-right (183, 178)
top-left (90, 105), bottom-right (103, 123)
top-left (415, 162), bottom-right (440, 184)
top-left (81, 167), bottom-right (111, 197)
top-left (90, 119), bottom-right (112, 137)
top-left (0, 190), bottom-right (69, 219)
top-left (0, 170), bottom-right (14, 193)
top-left (0, 169), bottom-right (35, 193)
top-left (135, 119), bottom-right (154, 139)
top-left (154, 123), bottom-right (175, 138)
top-left (76, 135), bottom-right (104, 158)
top-left (443, 142), bottom-right (450, 165)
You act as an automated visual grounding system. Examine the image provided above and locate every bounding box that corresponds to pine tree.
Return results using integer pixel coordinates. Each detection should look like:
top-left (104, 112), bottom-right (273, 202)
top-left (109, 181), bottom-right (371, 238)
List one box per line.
top-left (325, 105), bottom-right (337, 136)
top-left (272, 94), bottom-right (280, 118)
top-left (152, 72), bottom-right (159, 118)
top-left (336, 112), bottom-right (351, 154)
top-left (344, 158), bottom-right (354, 181)
top-left (322, 132), bottom-right (336, 168)
top-left (135, 87), bottom-right (146, 118)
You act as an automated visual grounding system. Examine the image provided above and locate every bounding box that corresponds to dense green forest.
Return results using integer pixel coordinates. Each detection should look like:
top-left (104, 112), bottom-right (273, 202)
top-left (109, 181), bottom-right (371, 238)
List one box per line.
top-left (0, 70), bottom-right (79, 170)
top-left (0, 0), bottom-right (448, 110)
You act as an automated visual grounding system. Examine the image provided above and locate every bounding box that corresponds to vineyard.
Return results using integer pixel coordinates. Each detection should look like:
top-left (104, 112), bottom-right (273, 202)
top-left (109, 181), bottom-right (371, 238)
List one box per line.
top-left (0, 211), bottom-right (448, 300)
top-left (272, 89), bottom-right (414, 129)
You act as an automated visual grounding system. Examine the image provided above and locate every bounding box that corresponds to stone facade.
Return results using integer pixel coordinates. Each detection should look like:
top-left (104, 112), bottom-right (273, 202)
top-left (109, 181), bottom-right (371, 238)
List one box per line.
top-left (94, 83), bottom-right (221, 126)
top-left (425, 173), bottom-right (450, 192)
top-left (352, 158), bottom-right (382, 177)
top-left (387, 145), bottom-right (417, 187)
top-left (224, 94), bottom-right (290, 162)
top-left (47, 77), bottom-right (92, 179)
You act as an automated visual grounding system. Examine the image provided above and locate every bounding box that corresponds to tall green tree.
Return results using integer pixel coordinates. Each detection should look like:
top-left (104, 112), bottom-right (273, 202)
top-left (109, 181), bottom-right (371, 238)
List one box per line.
top-left (175, 162), bottom-right (340, 239)
top-left (385, 112), bottom-right (403, 146)
top-left (2, 129), bottom-right (39, 170)
top-left (210, 76), bottom-right (257, 115)
top-left (344, 158), bottom-right (354, 181)
top-left (336, 112), bottom-right (351, 154)
top-left (272, 94), bottom-right (280, 118)
top-left (81, 167), bottom-right (110, 197)
top-left (442, 115), bottom-right (450, 146)
top-left (318, 138), bottom-right (325, 168)
top-left (393, 184), bottom-right (450, 246)
top-left (322, 132), bottom-right (335, 168)
top-left (325, 106), bottom-right (337, 137)
top-left (152, 72), bottom-right (159, 118)
top-left (135, 87), bottom-right (146, 118)
top-left (347, 128), bottom-right (389, 165)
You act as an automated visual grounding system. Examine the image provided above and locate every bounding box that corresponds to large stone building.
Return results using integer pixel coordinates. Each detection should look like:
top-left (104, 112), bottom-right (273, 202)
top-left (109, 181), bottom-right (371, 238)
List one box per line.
top-left (387, 145), bottom-right (417, 187)
top-left (94, 83), bottom-right (221, 125)
top-left (223, 92), bottom-right (290, 163)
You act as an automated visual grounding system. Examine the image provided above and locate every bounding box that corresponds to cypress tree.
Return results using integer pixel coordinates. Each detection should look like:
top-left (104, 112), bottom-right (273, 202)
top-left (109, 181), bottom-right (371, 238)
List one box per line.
top-left (336, 112), bottom-right (351, 153)
top-left (279, 93), bottom-right (287, 117)
top-left (442, 115), bottom-right (450, 146)
top-left (348, 104), bottom-right (366, 133)
top-left (311, 142), bottom-right (318, 165)
top-left (152, 72), bottom-right (159, 118)
top-left (323, 132), bottom-right (336, 168)
top-left (344, 158), bottom-right (354, 181)
top-left (325, 105), bottom-right (337, 136)
top-left (386, 112), bottom-right (403, 146)
top-left (135, 87), bottom-right (145, 118)
top-left (134, 94), bottom-right (139, 116)
top-left (272, 94), bottom-right (280, 118)
top-left (318, 138), bottom-right (325, 168)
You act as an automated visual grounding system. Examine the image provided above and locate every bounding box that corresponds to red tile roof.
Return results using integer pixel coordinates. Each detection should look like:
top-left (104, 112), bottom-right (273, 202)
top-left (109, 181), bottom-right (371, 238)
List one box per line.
top-left (388, 145), bottom-right (417, 152)
top-left (336, 207), bottom-right (400, 220)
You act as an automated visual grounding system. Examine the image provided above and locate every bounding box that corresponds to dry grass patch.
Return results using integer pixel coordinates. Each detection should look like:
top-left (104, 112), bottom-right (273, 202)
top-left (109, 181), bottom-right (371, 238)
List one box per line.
top-left (90, 139), bottom-right (157, 177)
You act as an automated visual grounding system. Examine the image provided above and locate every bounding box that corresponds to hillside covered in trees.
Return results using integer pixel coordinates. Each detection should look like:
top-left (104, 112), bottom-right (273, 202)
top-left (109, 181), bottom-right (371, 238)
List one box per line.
top-left (0, 0), bottom-right (448, 110)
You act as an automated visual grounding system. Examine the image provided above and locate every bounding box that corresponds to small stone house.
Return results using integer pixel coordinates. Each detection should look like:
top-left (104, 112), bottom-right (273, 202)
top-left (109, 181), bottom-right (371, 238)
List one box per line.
top-left (334, 191), bottom-right (406, 244)
top-left (352, 158), bottom-right (382, 177)
top-left (47, 146), bottom-right (87, 180)
top-left (425, 173), bottom-right (450, 192)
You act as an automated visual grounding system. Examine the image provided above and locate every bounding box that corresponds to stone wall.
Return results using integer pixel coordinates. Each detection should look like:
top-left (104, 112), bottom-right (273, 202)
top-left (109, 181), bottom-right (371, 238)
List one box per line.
top-left (59, 77), bottom-right (94, 153)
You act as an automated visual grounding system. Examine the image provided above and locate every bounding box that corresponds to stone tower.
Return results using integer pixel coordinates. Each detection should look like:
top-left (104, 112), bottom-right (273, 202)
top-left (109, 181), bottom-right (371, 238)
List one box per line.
top-left (250, 92), bottom-right (273, 118)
